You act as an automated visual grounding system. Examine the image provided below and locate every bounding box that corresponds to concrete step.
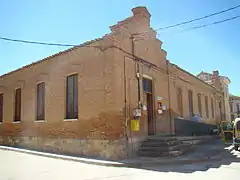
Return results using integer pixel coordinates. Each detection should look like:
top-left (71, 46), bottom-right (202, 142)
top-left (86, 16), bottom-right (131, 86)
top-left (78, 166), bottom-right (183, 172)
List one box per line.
top-left (137, 136), bottom-right (201, 158)
top-left (146, 136), bottom-right (178, 142)
top-left (138, 144), bottom-right (196, 157)
top-left (141, 139), bottom-right (182, 147)
top-left (139, 143), bottom-right (192, 152)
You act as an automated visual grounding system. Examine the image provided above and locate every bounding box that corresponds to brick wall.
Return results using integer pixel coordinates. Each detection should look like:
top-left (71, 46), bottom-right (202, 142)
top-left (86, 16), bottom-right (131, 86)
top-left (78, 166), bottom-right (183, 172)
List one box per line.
top-left (0, 6), bottom-right (225, 159)
top-left (0, 40), bottom-right (127, 159)
top-left (108, 7), bottom-right (224, 149)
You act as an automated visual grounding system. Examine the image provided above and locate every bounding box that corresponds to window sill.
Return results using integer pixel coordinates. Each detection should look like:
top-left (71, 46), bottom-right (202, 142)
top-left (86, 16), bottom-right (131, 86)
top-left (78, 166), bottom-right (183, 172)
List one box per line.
top-left (12, 121), bottom-right (21, 124)
top-left (64, 119), bottom-right (78, 121)
top-left (34, 120), bottom-right (45, 123)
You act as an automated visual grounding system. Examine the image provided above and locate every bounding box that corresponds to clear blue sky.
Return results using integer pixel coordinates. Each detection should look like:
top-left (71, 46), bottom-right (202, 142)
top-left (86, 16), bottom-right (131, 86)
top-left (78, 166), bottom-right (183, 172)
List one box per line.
top-left (0, 0), bottom-right (239, 95)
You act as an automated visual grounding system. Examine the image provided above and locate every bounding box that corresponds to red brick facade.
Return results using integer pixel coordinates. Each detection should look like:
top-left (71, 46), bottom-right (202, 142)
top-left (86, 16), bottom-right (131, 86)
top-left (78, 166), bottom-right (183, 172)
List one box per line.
top-left (0, 7), bottom-right (226, 159)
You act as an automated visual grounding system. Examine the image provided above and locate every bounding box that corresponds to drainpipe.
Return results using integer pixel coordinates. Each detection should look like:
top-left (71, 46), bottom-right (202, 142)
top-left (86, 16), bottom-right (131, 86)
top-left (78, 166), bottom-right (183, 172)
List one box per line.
top-left (131, 36), bottom-right (141, 109)
top-left (166, 60), bottom-right (173, 135)
top-left (123, 55), bottom-right (129, 157)
top-left (129, 35), bottom-right (141, 155)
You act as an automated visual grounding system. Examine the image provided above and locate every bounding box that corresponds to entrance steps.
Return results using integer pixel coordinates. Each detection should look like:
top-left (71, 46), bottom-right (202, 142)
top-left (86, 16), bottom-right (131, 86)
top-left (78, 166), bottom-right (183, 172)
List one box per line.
top-left (137, 136), bottom-right (193, 157)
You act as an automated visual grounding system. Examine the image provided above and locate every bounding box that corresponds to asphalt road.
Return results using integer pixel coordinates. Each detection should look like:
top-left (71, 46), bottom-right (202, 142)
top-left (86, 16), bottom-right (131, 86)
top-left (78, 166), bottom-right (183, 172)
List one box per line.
top-left (0, 145), bottom-right (239, 180)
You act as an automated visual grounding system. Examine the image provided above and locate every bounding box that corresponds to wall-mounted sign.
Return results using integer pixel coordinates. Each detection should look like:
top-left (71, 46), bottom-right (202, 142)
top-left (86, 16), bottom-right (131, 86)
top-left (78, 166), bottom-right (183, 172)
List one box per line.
top-left (157, 96), bottom-right (163, 101)
top-left (162, 105), bottom-right (166, 110)
top-left (142, 105), bottom-right (147, 111)
top-left (158, 109), bottom-right (163, 114)
top-left (133, 108), bottom-right (141, 117)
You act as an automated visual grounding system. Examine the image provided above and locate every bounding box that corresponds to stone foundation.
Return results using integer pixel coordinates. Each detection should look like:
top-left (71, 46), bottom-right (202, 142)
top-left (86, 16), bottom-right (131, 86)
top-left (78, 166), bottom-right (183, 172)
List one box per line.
top-left (0, 136), bottom-right (127, 160)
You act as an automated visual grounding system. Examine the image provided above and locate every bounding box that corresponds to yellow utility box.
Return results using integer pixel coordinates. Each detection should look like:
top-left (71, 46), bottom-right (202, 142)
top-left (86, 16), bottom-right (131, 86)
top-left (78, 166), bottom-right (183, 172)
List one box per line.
top-left (131, 119), bottom-right (140, 131)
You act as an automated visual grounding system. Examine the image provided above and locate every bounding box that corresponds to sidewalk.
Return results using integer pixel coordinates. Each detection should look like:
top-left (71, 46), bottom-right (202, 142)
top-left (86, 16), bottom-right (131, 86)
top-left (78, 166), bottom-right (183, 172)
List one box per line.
top-left (120, 140), bottom-right (224, 167)
top-left (0, 140), bottom-right (225, 168)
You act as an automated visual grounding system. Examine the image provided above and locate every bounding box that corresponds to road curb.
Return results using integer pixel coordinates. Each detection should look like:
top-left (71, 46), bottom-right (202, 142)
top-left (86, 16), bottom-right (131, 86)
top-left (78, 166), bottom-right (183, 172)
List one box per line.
top-left (0, 145), bottom-right (127, 167)
top-left (0, 145), bottom-right (222, 168)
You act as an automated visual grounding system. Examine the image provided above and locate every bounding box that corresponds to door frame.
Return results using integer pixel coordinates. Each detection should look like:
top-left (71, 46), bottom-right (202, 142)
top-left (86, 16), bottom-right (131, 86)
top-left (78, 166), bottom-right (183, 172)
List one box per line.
top-left (142, 75), bottom-right (155, 135)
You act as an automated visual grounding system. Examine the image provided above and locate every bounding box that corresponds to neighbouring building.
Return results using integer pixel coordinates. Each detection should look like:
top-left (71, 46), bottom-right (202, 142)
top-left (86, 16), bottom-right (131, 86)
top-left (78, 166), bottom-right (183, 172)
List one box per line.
top-left (229, 95), bottom-right (240, 121)
top-left (0, 6), bottom-right (228, 160)
top-left (197, 71), bottom-right (231, 122)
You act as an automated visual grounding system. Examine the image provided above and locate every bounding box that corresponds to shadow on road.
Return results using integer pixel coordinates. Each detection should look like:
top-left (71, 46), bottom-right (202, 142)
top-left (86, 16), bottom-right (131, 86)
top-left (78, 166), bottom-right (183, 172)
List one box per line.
top-left (132, 141), bottom-right (240, 173)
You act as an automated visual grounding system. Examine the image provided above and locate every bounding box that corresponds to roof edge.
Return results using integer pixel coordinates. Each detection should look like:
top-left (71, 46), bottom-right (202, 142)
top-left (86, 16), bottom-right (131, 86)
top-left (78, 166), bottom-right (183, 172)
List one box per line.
top-left (230, 95), bottom-right (240, 100)
top-left (171, 63), bottom-right (221, 93)
top-left (0, 37), bottom-right (103, 79)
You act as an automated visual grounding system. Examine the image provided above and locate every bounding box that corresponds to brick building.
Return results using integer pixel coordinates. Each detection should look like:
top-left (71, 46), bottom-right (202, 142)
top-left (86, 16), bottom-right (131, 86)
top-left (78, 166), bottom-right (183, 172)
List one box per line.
top-left (197, 71), bottom-right (231, 121)
top-left (0, 7), bottom-right (227, 159)
top-left (229, 95), bottom-right (240, 121)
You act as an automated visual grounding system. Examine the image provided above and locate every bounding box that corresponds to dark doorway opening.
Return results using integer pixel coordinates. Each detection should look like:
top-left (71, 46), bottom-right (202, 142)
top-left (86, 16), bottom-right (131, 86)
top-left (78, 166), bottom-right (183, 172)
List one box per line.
top-left (143, 78), bottom-right (155, 135)
top-left (147, 93), bottom-right (154, 135)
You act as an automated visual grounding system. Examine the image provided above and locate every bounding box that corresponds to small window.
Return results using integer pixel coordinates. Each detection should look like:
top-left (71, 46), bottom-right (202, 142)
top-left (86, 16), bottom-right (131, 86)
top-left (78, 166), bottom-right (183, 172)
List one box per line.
top-left (219, 101), bottom-right (221, 108)
top-left (211, 98), bottom-right (214, 118)
top-left (0, 93), bottom-right (3, 122)
top-left (14, 88), bottom-right (21, 122)
top-left (143, 78), bottom-right (152, 93)
top-left (36, 82), bottom-right (45, 120)
top-left (188, 90), bottom-right (193, 117)
top-left (66, 74), bottom-right (78, 119)
top-left (230, 102), bottom-right (233, 113)
top-left (205, 96), bottom-right (209, 118)
top-left (177, 88), bottom-right (183, 116)
top-left (197, 93), bottom-right (202, 117)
